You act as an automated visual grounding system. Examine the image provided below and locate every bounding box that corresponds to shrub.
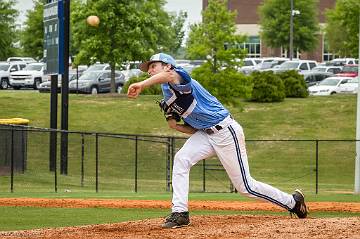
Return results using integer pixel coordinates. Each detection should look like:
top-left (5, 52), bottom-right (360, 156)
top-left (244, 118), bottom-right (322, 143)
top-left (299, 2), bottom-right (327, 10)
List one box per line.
top-left (121, 73), bottom-right (162, 95)
top-left (250, 71), bottom-right (285, 102)
top-left (278, 70), bottom-right (309, 98)
top-left (191, 63), bottom-right (253, 105)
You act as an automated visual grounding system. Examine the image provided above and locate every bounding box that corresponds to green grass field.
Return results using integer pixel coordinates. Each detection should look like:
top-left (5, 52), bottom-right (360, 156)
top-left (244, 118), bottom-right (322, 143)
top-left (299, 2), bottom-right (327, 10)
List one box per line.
top-left (0, 90), bottom-right (359, 231)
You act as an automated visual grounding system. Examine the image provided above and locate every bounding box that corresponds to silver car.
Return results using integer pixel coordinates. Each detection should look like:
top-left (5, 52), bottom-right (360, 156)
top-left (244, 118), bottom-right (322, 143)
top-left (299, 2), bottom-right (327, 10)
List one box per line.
top-left (69, 70), bottom-right (125, 94)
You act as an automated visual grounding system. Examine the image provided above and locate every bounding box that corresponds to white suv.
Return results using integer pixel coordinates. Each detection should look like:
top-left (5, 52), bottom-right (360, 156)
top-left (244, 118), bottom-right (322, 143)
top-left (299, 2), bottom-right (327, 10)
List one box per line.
top-left (0, 62), bottom-right (27, 89)
top-left (7, 57), bottom-right (37, 64)
top-left (275, 60), bottom-right (317, 73)
top-left (238, 58), bottom-right (262, 74)
top-left (10, 63), bottom-right (47, 90)
top-left (330, 58), bottom-right (358, 66)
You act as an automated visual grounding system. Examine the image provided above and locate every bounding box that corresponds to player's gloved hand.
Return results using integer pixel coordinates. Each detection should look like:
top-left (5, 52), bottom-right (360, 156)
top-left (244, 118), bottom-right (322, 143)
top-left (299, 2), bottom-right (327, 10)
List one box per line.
top-left (157, 99), bottom-right (181, 122)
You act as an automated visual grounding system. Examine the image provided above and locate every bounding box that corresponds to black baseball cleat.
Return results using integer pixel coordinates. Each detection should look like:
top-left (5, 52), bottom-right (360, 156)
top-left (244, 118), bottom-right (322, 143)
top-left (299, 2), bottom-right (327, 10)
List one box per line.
top-left (290, 189), bottom-right (308, 218)
top-left (162, 212), bottom-right (190, 229)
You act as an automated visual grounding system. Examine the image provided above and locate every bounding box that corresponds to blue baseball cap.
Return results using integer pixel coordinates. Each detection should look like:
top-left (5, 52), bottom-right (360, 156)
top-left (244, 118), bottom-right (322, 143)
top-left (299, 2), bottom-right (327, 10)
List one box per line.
top-left (139, 53), bottom-right (177, 72)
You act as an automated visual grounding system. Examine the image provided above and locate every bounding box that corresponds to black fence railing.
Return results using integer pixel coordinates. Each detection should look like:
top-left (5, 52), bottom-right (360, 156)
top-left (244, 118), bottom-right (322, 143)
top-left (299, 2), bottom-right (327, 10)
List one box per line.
top-left (0, 125), bottom-right (357, 194)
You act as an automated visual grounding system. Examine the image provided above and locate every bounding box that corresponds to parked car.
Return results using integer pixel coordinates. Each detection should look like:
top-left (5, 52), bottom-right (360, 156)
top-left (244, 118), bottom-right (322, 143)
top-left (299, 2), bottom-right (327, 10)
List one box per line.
top-left (336, 64), bottom-right (359, 77)
top-left (9, 63), bottom-right (47, 90)
top-left (38, 71), bottom-right (79, 93)
top-left (338, 77), bottom-right (359, 94)
top-left (308, 76), bottom-right (352, 96)
top-left (68, 70), bottom-right (125, 94)
top-left (0, 62), bottom-right (27, 89)
top-left (274, 60), bottom-right (317, 73)
top-left (252, 61), bottom-right (277, 71)
top-left (330, 58), bottom-right (358, 66)
top-left (6, 57), bottom-right (37, 64)
top-left (84, 63), bottom-right (111, 73)
top-left (260, 58), bottom-right (290, 72)
top-left (238, 58), bottom-right (262, 74)
top-left (121, 68), bottom-right (143, 82)
top-left (312, 66), bottom-right (342, 74)
top-left (300, 71), bottom-right (334, 87)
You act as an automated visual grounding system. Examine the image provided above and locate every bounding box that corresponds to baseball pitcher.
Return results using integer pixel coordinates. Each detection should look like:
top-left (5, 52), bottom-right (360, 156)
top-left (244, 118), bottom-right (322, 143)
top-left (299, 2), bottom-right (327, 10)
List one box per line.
top-left (127, 53), bottom-right (308, 229)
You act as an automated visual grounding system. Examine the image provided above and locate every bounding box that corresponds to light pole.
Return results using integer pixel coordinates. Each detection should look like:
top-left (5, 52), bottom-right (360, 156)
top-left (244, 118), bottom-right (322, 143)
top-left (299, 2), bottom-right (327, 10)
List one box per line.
top-left (289, 0), bottom-right (300, 60)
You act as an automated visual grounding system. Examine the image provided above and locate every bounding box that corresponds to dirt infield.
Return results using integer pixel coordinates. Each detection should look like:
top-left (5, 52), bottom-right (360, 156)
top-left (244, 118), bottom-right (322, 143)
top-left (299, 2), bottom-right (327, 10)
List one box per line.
top-left (0, 198), bottom-right (360, 239)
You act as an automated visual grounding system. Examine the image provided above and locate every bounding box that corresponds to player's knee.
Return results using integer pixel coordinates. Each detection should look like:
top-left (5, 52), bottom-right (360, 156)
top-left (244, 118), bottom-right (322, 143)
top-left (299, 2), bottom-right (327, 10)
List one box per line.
top-left (235, 183), bottom-right (248, 194)
top-left (231, 176), bottom-right (250, 194)
top-left (173, 152), bottom-right (192, 174)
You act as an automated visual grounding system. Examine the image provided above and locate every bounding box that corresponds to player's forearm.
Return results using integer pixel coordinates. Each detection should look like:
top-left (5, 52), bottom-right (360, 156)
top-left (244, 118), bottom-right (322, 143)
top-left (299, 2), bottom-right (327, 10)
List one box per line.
top-left (140, 71), bottom-right (173, 88)
top-left (171, 124), bottom-right (197, 135)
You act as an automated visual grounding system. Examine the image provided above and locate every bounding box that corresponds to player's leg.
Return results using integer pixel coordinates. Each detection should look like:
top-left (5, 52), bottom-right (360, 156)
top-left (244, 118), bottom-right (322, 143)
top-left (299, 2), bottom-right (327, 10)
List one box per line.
top-left (210, 121), bottom-right (296, 211)
top-left (172, 130), bottom-right (215, 212)
top-left (163, 131), bottom-right (215, 228)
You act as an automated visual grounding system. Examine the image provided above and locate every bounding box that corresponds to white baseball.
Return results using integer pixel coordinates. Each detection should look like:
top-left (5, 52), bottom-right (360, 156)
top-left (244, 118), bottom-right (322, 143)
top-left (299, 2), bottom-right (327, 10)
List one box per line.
top-left (87, 15), bottom-right (100, 27)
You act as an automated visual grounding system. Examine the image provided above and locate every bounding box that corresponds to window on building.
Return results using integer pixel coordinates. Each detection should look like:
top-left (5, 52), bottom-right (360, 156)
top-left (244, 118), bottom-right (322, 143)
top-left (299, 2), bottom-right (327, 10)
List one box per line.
top-left (238, 36), bottom-right (261, 58)
top-left (281, 47), bottom-right (300, 59)
top-left (323, 36), bottom-right (338, 62)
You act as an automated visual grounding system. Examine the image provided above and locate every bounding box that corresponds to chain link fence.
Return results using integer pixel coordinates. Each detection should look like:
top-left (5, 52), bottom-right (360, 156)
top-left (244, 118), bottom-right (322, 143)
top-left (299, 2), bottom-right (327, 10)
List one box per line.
top-left (0, 125), bottom-right (356, 194)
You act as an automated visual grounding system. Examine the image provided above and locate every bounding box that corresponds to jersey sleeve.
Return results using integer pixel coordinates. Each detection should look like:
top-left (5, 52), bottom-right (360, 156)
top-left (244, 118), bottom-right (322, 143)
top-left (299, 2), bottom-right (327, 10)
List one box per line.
top-left (174, 67), bottom-right (192, 84)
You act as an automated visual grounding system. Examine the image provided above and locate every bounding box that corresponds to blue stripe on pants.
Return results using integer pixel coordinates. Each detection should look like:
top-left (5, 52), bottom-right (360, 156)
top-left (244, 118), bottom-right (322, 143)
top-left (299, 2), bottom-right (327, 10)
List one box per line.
top-left (228, 125), bottom-right (291, 210)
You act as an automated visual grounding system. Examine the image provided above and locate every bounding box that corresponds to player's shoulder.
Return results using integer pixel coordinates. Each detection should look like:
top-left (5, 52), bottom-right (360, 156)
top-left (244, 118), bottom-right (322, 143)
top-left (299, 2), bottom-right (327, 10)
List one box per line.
top-left (174, 67), bottom-right (191, 84)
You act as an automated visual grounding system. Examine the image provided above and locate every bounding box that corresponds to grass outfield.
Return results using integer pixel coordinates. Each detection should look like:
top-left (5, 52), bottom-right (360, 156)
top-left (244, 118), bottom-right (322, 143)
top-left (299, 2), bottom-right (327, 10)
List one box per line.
top-left (0, 91), bottom-right (358, 192)
top-left (0, 90), bottom-right (356, 139)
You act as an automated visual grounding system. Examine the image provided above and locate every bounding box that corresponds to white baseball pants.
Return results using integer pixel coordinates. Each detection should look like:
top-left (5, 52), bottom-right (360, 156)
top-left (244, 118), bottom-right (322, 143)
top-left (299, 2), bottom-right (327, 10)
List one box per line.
top-left (171, 116), bottom-right (296, 212)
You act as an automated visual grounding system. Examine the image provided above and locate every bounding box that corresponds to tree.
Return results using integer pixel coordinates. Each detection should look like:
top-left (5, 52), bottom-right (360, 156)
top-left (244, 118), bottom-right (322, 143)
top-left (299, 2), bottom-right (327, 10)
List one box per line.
top-left (72, 0), bottom-right (184, 93)
top-left (0, 0), bottom-right (18, 60)
top-left (20, 0), bottom-right (45, 60)
top-left (186, 0), bottom-right (247, 73)
top-left (325, 0), bottom-right (360, 57)
top-left (186, 0), bottom-right (252, 105)
top-left (168, 10), bottom-right (187, 57)
top-left (258, 0), bottom-right (319, 55)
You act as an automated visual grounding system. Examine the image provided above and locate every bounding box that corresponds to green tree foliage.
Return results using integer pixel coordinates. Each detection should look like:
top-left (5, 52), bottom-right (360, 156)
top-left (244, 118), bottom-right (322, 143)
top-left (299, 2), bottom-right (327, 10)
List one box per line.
top-left (20, 0), bottom-right (44, 60)
top-left (259, 0), bottom-right (319, 54)
top-left (251, 71), bottom-right (285, 102)
top-left (168, 10), bottom-right (187, 56)
top-left (278, 70), bottom-right (308, 98)
top-left (184, 0), bottom-right (251, 106)
top-left (325, 0), bottom-right (360, 57)
top-left (186, 0), bottom-right (247, 72)
top-left (0, 0), bottom-right (18, 60)
top-left (72, 0), bottom-right (184, 93)
top-left (192, 65), bottom-right (253, 105)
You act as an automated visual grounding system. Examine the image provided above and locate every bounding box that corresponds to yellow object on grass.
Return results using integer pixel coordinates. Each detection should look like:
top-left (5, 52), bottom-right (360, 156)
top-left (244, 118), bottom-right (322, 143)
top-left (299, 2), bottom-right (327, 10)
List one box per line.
top-left (0, 118), bottom-right (30, 125)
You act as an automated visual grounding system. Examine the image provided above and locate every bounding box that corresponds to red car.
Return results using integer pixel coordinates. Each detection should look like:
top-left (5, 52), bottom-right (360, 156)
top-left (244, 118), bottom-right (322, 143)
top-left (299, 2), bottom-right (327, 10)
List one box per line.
top-left (336, 64), bottom-right (359, 77)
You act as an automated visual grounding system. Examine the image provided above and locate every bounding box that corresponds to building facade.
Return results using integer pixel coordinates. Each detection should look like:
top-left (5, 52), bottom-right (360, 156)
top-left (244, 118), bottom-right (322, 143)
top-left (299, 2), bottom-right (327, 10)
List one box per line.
top-left (202, 0), bottom-right (336, 62)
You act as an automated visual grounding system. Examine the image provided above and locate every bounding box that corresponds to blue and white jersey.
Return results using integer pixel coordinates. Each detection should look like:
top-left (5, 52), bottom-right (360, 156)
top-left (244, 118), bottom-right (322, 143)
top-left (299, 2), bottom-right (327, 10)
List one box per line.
top-left (161, 67), bottom-right (229, 129)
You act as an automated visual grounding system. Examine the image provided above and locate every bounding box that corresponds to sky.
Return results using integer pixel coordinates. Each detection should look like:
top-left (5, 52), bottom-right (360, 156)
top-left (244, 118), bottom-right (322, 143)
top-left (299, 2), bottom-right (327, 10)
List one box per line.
top-left (15, 0), bottom-right (203, 34)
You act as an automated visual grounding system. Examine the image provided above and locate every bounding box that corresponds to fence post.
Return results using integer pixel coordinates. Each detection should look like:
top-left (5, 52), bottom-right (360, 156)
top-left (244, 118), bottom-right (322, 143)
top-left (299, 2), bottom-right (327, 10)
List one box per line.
top-left (54, 131), bottom-right (57, 193)
top-left (10, 126), bottom-right (14, 193)
top-left (95, 133), bottom-right (99, 193)
top-left (134, 135), bottom-right (138, 193)
top-left (315, 140), bottom-right (319, 194)
top-left (81, 133), bottom-right (85, 187)
top-left (171, 137), bottom-right (175, 192)
top-left (166, 137), bottom-right (171, 192)
top-left (202, 160), bottom-right (206, 192)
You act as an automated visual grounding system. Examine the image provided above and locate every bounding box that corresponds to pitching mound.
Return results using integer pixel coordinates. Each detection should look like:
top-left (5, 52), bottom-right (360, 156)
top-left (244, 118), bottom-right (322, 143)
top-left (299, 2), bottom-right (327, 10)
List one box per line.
top-left (0, 198), bottom-right (359, 238)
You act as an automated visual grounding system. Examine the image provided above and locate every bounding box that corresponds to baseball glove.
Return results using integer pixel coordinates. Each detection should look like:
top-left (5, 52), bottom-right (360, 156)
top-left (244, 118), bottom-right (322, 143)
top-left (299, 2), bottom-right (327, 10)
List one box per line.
top-left (157, 99), bottom-right (181, 122)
